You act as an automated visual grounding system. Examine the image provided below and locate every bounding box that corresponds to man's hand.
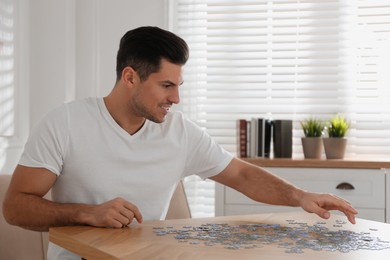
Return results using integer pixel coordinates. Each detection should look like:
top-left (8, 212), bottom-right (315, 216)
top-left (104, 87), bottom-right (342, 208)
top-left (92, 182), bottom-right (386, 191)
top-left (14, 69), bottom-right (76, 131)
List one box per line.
top-left (298, 192), bottom-right (358, 224)
top-left (83, 197), bottom-right (143, 228)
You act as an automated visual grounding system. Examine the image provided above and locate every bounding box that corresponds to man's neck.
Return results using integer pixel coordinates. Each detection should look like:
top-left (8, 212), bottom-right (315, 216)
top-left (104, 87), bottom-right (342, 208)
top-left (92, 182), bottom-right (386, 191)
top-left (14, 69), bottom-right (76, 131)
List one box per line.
top-left (103, 94), bottom-right (145, 135)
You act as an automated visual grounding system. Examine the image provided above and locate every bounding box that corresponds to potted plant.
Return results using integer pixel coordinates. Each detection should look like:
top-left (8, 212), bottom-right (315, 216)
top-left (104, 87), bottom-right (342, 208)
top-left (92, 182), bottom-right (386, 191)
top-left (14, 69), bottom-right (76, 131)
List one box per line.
top-left (300, 118), bottom-right (325, 159)
top-left (323, 115), bottom-right (350, 159)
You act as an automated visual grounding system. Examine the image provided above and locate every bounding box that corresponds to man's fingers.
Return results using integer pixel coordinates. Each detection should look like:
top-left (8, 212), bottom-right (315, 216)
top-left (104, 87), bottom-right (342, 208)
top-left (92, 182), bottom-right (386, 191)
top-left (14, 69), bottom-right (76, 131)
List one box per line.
top-left (119, 210), bottom-right (135, 227)
top-left (123, 203), bottom-right (143, 223)
top-left (121, 218), bottom-right (131, 228)
top-left (133, 210), bottom-right (143, 223)
top-left (301, 192), bottom-right (358, 224)
top-left (337, 206), bottom-right (357, 225)
top-left (321, 210), bottom-right (330, 220)
top-left (114, 200), bottom-right (143, 227)
top-left (94, 198), bottom-right (143, 228)
top-left (347, 213), bottom-right (356, 224)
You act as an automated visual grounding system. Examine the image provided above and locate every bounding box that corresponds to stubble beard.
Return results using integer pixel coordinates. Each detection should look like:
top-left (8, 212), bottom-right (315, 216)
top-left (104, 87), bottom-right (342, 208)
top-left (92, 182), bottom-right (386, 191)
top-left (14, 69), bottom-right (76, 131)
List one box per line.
top-left (131, 98), bottom-right (166, 124)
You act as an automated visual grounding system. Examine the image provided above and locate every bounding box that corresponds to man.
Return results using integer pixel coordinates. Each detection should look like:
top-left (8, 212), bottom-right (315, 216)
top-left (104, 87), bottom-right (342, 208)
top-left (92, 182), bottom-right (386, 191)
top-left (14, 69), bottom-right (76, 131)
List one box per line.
top-left (3, 26), bottom-right (357, 259)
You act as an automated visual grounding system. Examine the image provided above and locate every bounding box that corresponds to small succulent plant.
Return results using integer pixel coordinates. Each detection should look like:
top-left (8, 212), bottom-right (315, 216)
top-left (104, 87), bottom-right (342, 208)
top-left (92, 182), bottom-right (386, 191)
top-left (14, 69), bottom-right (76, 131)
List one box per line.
top-left (301, 118), bottom-right (325, 137)
top-left (326, 115), bottom-right (350, 138)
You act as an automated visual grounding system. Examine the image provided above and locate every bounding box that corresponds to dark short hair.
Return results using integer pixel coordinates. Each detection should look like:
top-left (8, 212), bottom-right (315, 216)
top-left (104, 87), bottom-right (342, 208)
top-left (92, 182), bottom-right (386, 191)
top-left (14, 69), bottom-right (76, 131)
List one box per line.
top-left (116, 26), bottom-right (189, 81)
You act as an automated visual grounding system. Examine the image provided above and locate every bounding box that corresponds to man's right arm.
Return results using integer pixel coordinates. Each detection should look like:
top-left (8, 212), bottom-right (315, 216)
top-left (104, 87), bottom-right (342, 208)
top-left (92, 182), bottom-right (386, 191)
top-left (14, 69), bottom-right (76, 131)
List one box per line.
top-left (2, 165), bottom-right (143, 232)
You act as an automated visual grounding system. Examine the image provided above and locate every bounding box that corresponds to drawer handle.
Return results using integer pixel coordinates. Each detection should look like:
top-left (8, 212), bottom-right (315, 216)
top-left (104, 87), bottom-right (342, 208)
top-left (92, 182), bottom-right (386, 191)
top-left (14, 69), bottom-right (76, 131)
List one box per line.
top-left (336, 182), bottom-right (355, 190)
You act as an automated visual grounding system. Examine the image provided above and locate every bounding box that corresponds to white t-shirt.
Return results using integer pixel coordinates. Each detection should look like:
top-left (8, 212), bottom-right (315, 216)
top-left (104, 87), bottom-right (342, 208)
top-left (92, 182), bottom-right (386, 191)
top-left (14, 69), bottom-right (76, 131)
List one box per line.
top-left (19, 97), bottom-right (233, 259)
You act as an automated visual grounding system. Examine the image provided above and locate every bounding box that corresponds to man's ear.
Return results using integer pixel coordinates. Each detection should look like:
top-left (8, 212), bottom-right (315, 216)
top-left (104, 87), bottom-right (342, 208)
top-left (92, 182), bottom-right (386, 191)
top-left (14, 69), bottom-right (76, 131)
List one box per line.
top-left (121, 66), bottom-right (138, 86)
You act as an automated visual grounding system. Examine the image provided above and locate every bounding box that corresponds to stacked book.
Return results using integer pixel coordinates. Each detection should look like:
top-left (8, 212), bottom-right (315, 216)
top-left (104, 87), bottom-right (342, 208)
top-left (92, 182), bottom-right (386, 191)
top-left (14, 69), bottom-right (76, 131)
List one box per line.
top-left (237, 118), bottom-right (272, 158)
top-left (237, 119), bottom-right (292, 158)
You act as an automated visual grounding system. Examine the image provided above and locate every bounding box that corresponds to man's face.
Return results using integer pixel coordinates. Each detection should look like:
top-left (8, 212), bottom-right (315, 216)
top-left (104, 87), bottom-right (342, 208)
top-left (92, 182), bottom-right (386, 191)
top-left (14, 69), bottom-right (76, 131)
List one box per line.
top-left (130, 59), bottom-right (183, 123)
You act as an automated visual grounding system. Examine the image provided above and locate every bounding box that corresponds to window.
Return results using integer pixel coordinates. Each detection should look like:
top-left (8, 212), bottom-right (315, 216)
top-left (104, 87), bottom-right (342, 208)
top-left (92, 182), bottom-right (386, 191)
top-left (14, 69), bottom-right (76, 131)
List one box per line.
top-left (170, 0), bottom-right (390, 217)
top-left (0, 0), bottom-right (15, 137)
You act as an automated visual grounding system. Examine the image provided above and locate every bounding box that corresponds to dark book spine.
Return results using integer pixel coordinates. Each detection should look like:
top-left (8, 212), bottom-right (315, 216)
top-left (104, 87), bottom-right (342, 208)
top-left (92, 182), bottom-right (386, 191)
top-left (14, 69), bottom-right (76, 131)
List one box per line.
top-left (237, 119), bottom-right (248, 158)
top-left (246, 120), bottom-right (251, 157)
top-left (264, 119), bottom-right (272, 158)
top-left (273, 120), bottom-right (293, 158)
top-left (257, 118), bottom-right (265, 157)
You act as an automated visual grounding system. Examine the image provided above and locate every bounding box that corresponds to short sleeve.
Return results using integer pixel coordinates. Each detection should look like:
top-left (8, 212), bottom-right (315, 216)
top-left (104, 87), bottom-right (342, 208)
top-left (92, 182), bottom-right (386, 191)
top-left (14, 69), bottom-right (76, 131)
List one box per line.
top-left (183, 117), bottom-right (233, 179)
top-left (19, 104), bottom-right (69, 176)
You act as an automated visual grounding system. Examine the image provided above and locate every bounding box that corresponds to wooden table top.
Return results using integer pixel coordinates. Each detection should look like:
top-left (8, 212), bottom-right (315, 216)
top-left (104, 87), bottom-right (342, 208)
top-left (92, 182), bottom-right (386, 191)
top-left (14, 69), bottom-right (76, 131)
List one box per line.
top-left (49, 211), bottom-right (390, 260)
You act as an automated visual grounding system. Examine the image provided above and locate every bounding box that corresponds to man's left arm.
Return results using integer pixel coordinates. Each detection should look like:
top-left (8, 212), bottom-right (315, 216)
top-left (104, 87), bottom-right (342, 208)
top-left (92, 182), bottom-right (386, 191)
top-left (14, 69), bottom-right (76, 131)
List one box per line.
top-left (209, 157), bottom-right (358, 224)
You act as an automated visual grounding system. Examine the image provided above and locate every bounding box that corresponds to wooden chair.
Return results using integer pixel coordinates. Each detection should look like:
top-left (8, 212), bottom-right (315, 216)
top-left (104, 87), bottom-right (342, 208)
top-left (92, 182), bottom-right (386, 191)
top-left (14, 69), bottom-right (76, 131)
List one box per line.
top-left (166, 181), bottom-right (192, 219)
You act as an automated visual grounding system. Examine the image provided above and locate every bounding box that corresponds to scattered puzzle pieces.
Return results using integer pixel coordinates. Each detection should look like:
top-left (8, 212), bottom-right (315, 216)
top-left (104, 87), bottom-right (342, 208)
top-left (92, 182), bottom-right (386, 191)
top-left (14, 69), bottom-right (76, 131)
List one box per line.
top-left (152, 220), bottom-right (390, 254)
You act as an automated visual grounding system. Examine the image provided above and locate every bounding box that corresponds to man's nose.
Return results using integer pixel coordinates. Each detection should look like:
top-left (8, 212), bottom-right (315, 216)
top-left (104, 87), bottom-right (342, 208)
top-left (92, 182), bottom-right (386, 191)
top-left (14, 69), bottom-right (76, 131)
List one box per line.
top-left (169, 88), bottom-right (180, 104)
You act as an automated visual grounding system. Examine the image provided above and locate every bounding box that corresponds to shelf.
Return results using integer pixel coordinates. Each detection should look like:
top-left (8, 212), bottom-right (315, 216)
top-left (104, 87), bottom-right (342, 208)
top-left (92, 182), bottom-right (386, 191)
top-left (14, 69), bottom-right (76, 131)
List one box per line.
top-left (242, 158), bottom-right (390, 169)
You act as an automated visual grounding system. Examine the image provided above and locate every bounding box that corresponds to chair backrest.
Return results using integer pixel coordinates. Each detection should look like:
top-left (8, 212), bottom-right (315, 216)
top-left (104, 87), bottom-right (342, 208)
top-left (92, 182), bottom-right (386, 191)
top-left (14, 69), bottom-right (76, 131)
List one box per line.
top-left (165, 181), bottom-right (191, 219)
top-left (0, 174), bottom-right (48, 260)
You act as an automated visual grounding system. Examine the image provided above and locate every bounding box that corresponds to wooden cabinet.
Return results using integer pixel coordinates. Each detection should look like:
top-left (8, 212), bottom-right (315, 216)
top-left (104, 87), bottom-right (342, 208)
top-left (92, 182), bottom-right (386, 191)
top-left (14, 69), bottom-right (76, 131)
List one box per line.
top-left (215, 159), bottom-right (390, 223)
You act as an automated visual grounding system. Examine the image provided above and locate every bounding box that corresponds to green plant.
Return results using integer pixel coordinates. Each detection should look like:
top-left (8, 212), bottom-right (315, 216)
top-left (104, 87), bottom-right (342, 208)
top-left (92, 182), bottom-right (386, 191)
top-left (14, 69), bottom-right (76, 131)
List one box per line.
top-left (300, 118), bottom-right (325, 137)
top-left (326, 115), bottom-right (350, 138)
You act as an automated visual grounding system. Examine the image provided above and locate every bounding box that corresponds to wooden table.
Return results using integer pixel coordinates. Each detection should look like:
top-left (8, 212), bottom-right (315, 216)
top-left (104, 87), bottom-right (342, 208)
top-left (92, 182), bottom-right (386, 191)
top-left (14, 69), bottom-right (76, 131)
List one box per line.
top-left (49, 211), bottom-right (390, 259)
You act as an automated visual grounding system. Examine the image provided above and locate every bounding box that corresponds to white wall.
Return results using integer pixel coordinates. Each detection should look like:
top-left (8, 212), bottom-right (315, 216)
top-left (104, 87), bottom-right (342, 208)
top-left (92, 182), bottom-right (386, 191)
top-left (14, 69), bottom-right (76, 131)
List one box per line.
top-left (75, 0), bottom-right (168, 100)
top-left (30, 0), bottom-right (168, 125)
top-left (0, 0), bottom-right (167, 174)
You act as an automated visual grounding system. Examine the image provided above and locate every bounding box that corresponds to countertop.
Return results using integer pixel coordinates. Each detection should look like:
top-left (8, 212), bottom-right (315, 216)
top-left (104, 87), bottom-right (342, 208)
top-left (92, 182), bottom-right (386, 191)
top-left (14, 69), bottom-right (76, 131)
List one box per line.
top-left (243, 158), bottom-right (390, 169)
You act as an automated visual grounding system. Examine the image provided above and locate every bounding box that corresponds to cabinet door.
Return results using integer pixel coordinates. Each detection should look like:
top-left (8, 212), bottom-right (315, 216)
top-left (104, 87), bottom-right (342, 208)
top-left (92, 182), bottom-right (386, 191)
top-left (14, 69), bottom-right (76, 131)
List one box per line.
top-left (222, 168), bottom-right (386, 222)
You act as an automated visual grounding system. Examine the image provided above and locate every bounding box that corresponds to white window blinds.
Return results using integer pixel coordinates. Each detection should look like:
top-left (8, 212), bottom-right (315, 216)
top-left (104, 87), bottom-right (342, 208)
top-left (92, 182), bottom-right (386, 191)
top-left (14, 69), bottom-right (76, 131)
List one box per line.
top-left (170, 0), bottom-right (390, 217)
top-left (0, 0), bottom-right (15, 137)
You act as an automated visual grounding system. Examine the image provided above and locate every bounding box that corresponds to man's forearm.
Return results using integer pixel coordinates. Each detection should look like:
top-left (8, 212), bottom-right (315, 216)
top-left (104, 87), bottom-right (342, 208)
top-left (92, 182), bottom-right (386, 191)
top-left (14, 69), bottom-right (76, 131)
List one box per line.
top-left (211, 158), bottom-right (306, 207)
top-left (236, 166), bottom-right (306, 207)
top-left (3, 193), bottom-right (88, 232)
